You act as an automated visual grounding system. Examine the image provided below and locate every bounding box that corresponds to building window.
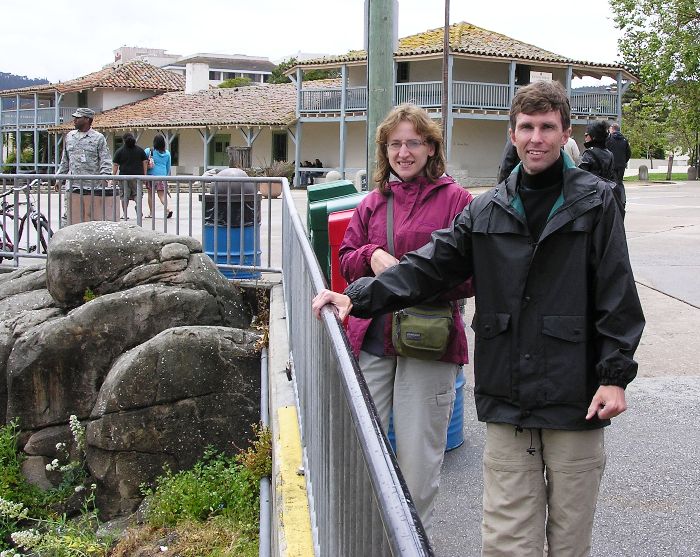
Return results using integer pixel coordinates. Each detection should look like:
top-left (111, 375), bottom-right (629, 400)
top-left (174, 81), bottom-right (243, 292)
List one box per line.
top-left (209, 71), bottom-right (222, 80)
top-left (397, 62), bottom-right (409, 83)
top-left (272, 131), bottom-right (287, 162)
top-left (77, 91), bottom-right (88, 107)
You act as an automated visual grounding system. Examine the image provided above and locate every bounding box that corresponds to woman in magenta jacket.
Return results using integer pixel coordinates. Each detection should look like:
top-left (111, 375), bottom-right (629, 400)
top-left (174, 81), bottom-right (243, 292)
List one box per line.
top-left (338, 104), bottom-right (473, 538)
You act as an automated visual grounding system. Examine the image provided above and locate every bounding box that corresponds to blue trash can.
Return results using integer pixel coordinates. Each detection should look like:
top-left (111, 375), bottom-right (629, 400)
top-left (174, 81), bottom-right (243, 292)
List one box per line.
top-left (387, 368), bottom-right (465, 453)
top-left (201, 191), bottom-right (261, 279)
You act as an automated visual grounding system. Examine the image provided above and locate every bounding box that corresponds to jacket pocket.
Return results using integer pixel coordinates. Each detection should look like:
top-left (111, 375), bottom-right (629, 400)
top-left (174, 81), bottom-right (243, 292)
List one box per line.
top-left (542, 315), bottom-right (588, 402)
top-left (471, 312), bottom-right (511, 397)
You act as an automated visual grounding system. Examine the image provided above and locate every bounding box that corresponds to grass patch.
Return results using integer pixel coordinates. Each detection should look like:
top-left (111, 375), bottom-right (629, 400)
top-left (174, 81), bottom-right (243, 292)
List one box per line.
top-left (112, 426), bottom-right (271, 556)
top-left (625, 172), bottom-right (689, 182)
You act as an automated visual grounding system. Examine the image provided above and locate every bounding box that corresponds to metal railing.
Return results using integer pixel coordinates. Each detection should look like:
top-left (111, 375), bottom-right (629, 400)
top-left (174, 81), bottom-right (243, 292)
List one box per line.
top-left (299, 81), bottom-right (619, 117)
top-left (570, 91), bottom-right (619, 117)
top-left (0, 107), bottom-right (81, 127)
top-left (0, 173), bottom-right (282, 278)
top-left (281, 182), bottom-right (431, 556)
top-left (453, 81), bottom-right (510, 110)
top-left (395, 81), bottom-right (442, 108)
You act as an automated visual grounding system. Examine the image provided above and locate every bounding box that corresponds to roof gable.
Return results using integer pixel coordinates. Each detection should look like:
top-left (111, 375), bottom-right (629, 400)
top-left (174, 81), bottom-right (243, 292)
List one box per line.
top-left (291, 21), bottom-right (629, 75)
top-left (2, 61), bottom-right (184, 95)
top-left (55, 82), bottom-right (298, 130)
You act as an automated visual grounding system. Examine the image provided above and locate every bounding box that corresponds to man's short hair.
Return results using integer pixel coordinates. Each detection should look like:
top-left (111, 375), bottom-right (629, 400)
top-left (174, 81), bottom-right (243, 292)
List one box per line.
top-left (609, 122), bottom-right (621, 132)
top-left (509, 81), bottom-right (571, 130)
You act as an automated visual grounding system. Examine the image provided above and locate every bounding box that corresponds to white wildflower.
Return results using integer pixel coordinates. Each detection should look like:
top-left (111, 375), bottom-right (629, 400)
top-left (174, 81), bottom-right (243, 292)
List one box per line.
top-left (0, 550), bottom-right (21, 557)
top-left (55, 442), bottom-right (66, 451)
top-left (11, 528), bottom-right (42, 548)
top-left (69, 414), bottom-right (86, 450)
top-left (0, 497), bottom-right (28, 520)
top-left (74, 485), bottom-right (85, 493)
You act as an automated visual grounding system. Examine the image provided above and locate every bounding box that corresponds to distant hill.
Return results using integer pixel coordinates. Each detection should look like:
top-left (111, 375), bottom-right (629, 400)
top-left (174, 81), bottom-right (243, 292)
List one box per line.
top-left (0, 72), bottom-right (49, 91)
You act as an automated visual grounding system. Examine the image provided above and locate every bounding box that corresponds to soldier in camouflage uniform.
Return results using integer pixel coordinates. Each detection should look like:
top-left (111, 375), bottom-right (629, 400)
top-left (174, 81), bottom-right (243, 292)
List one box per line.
top-left (57, 107), bottom-right (113, 226)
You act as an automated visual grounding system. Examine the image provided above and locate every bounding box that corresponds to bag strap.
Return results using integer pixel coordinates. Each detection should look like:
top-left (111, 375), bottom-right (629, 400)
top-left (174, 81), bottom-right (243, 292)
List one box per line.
top-left (386, 191), bottom-right (395, 257)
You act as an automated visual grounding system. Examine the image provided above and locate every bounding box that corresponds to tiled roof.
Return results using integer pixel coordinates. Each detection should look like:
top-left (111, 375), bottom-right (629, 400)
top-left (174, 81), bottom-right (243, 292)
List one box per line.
top-left (1, 61), bottom-right (184, 95)
top-left (293, 21), bottom-right (625, 71)
top-left (53, 83), bottom-right (298, 131)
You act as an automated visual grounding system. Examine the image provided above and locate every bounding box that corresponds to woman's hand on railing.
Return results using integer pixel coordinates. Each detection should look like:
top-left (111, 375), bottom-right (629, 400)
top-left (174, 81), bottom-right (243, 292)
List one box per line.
top-left (312, 289), bottom-right (353, 321)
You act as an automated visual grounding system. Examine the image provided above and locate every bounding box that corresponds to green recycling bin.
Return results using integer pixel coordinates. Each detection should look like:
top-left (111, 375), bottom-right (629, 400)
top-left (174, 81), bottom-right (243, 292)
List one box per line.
top-left (306, 180), bottom-right (357, 232)
top-left (308, 191), bottom-right (368, 281)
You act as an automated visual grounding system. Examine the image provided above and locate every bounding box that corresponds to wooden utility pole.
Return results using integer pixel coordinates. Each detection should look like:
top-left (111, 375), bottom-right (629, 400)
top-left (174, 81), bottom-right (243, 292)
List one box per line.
top-left (441, 0), bottom-right (450, 144)
top-left (366, 0), bottom-right (396, 190)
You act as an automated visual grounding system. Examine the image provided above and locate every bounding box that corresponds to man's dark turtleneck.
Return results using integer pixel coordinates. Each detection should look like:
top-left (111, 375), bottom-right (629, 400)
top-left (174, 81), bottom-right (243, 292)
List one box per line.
top-left (518, 155), bottom-right (564, 240)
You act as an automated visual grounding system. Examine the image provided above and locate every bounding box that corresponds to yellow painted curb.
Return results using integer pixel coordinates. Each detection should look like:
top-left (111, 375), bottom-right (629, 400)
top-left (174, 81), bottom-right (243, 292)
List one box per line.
top-left (277, 406), bottom-right (314, 556)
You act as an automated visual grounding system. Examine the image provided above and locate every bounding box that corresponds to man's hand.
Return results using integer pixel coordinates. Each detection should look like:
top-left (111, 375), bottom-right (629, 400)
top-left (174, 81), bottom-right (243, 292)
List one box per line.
top-left (370, 248), bottom-right (399, 276)
top-left (586, 385), bottom-right (627, 420)
top-left (312, 289), bottom-right (353, 321)
top-left (53, 181), bottom-right (62, 193)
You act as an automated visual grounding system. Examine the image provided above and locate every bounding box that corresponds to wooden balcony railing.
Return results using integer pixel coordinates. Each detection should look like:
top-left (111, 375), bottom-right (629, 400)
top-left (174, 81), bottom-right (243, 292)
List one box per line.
top-left (300, 81), bottom-right (619, 118)
top-left (0, 107), bottom-right (86, 128)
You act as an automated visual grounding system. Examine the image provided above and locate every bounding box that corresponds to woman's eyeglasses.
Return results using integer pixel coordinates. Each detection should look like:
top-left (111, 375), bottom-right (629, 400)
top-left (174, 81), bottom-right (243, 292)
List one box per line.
top-left (386, 139), bottom-right (426, 151)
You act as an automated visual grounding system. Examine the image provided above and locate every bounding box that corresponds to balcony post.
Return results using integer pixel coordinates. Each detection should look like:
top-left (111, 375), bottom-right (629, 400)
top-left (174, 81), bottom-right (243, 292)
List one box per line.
top-left (340, 64), bottom-right (347, 178)
top-left (509, 61), bottom-right (516, 105)
top-left (33, 93), bottom-right (38, 172)
top-left (616, 71), bottom-right (623, 126)
top-left (446, 54), bottom-right (454, 161)
top-left (294, 67), bottom-right (302, 188)
top-left (566, 65), bottom-right (573, 97)
top-left (15, 94), bottom-right (20, 173)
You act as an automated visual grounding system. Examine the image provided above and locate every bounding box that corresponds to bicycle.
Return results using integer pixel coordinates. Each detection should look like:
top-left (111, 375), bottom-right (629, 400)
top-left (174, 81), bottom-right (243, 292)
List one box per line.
top-left (0, 179), bottom-right (54, 261)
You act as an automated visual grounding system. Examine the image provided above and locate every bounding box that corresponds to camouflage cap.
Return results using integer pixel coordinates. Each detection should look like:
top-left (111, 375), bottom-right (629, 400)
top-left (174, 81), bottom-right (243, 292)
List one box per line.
top-left (71, 107), bottom-right (95, 118)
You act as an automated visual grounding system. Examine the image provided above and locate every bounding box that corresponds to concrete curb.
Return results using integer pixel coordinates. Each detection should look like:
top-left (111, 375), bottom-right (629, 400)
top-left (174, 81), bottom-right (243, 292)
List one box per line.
top-left (267, 284), bottom-right (314, 557)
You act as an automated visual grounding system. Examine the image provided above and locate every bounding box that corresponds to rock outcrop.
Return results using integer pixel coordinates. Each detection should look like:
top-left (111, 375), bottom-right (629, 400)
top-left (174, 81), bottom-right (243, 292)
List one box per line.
top-left (1, 221), bottom-right (263, 518)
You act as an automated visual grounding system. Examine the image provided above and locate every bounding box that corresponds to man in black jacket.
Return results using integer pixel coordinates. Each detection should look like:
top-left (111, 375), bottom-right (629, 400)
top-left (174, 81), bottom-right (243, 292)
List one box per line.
top-left (313, 81), bottom-right (644, 556)
top-left (606, 121), bottom-right (632, 187)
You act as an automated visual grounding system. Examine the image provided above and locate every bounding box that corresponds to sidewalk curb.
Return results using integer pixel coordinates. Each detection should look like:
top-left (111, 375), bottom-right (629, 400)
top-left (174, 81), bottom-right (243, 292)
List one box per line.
top-left (268, 284), bottom-right (314, 557)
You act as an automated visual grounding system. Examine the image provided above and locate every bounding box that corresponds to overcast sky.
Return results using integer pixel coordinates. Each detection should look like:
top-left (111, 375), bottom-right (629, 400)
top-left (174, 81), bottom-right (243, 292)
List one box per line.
top-left (2, 0), bottom-right (622, 83)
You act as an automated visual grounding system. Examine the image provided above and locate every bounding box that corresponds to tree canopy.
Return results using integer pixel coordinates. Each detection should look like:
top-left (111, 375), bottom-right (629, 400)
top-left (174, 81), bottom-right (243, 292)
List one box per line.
top-left (611, 0), bottom-right (700, 166)
top-left (268, 58), bottom-right (340, 84)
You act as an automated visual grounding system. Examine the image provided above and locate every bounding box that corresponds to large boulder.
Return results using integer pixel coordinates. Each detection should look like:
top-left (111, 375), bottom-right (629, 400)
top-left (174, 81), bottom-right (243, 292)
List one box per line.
top-left (46, 221), bottom-right (203, 308)
top-left (87, 326), bottom-right (261, 517)
top-left (6, 284), bottom-right (250, 430)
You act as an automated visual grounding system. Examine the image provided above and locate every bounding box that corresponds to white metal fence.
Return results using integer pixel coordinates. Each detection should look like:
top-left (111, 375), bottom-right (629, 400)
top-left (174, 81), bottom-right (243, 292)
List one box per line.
top-left (0, 173), bottom-right (282, 278)
top-left (281, 183), bottom-right (432, 556)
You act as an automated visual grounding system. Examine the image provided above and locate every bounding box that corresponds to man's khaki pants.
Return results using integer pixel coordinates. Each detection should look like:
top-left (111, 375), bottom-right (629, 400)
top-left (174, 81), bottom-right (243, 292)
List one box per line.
top-left (358, 351), bottom-right (458, 539)
top-left (482, 424), bottom-right (606, 557)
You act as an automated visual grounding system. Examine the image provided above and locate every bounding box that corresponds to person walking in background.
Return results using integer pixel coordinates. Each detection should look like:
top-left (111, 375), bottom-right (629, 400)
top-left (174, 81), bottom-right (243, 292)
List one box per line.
top-left (56, 107), bottom-right (113, 226)
top-left (496, 138), bottom-right (519, 183)
top-left (318, 104), bottom-right (473, 540)
top-left (313, 82), bottom-right (644, 556)
top-left (563, 135), bottom-right (581, 165)
top-left (579, 121), bottom-right (616, 181)
top-left (144, 134), bottom-right (172, 219)
top-left (112, 132), bottom-right (148, 220)
top-left (606, 121), bottom-right (632, 204)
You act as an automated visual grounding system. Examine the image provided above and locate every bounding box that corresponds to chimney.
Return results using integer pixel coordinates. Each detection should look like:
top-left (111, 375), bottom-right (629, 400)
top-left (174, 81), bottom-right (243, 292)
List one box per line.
top-left (185, 62), bottom-right (209, 94)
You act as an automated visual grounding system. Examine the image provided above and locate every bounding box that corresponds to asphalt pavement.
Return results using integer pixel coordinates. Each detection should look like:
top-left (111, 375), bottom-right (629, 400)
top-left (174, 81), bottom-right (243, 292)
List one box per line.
top-left (432, 181), bottom-right (700, 557)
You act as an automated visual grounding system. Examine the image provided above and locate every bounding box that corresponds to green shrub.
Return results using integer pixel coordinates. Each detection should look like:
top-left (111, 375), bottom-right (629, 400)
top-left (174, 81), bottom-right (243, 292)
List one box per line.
top-left (218, 77), bottom-right (252, 88)
top-left (142, 448), bottom-right (259, 532)
top-left (0, 420), bottom-right (45, 546)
